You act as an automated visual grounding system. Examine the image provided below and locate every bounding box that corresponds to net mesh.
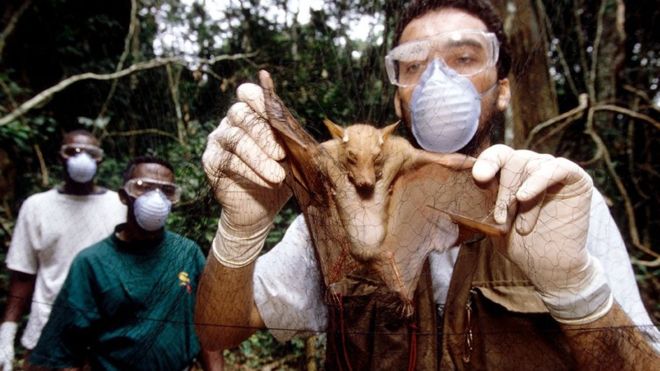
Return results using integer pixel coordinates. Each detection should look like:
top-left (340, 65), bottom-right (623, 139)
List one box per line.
top-left (0, 0), bottom-right (658, 369)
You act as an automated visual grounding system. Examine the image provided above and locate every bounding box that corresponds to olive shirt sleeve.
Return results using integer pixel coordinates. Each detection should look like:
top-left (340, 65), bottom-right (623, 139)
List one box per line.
top-left (29, 253), bottom-right (101, 368)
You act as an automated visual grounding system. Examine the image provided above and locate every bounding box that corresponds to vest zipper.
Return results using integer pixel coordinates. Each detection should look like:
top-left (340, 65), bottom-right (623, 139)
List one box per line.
top-left (462, 288), bottom-right (476, 364)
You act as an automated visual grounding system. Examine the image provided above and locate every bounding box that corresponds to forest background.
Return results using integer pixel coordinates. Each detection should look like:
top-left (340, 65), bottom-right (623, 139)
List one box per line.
top-left (0, 0), bottom-right (658, 369)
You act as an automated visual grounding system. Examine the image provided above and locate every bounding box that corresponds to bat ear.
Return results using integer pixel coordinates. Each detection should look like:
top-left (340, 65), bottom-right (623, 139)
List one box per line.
top-left (381, 121), bottom-right (400, 140)
top-left (324, 118), bottom-right (345, 140)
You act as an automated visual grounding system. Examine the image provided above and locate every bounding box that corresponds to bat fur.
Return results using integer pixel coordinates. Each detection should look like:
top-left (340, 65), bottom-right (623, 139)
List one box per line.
top-left (321, 119), bottom-right (474, 263)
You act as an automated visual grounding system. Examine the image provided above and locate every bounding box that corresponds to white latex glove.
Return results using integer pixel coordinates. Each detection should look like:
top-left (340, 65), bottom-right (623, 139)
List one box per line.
top-left (473, 144), bottom-right (612, 325)
top-left (0, 322), bottom-right (17, 371)
top-left (203, 83), bottom-right (292, 268)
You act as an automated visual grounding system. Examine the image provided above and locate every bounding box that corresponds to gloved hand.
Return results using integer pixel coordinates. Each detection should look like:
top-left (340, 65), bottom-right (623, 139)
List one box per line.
top-left (473, 144), bottom-right (612, 325)
top-left (203, 83), bottom-right (292, 268)
top-left (0, 322), bottom-right (17, 371)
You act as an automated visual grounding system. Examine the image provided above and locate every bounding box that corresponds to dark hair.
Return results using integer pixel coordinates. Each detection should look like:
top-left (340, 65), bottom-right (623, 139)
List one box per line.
top-left (394, 0), bottom-right (511, 79)
top-left (123, 156), bottom-right (175, 183)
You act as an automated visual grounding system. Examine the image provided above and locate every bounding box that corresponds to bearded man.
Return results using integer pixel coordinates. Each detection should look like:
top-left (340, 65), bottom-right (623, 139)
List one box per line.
top-left (195, 1), bottom-right (659, 369)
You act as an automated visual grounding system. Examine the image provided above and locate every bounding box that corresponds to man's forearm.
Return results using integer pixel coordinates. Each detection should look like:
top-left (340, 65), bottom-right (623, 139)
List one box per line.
top-left (195, 255), bottom-right (265, 350)
top-left (560, 300), bottom-right (659, 368)
top-left (3, 270), bottom-right (36, 322)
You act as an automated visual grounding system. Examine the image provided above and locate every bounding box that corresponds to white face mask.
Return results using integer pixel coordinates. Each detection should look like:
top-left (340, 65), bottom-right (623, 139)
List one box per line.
top-left (66, 152), bottom-right (97, 183)
top-left (410, 59), bottom-right (483, 153)
top-left (133, 190), bottom-right (172, 231)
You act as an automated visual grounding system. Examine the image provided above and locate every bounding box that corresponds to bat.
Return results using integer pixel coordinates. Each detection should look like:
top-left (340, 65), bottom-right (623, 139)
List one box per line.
top-left (258, 70), bottom-right (512, 317)
top-left (321, 119), bottom-right (474, 262)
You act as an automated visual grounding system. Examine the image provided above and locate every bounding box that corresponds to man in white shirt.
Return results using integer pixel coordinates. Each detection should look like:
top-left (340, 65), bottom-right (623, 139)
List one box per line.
top-left (0, 130), bottom-right (126, 370)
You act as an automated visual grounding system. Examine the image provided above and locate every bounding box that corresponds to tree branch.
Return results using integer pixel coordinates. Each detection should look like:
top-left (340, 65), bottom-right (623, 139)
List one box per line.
top-left (588, 0), bottom-right (608, 102)
top-left (632, 257), bottom-right (660, 267)
top-left (96, 0), bottom-right (139, 120)
top-left (32, 144), bottom-right (48, 187)
top-left (201, 67), bottom-right (224, 83)
top-left (524, 93), bottom-right (589, 149)
top-left (1, 61), bottom-right (47, 188)
top-left (525, 95), bottom-right (659, 152)
top-left (0, 0), bottom-right (33, 59)
top-left (535, 0), bottom-right (579, 98)
top-left (0, 52), bottom-right (257, 127)
top-left (166, 63), bottom-right (186, 145)
top-left (99, 128), bottom-right (182, 143)
top-left (622, 85), bottom-right (660, 113)
top-left (0, 75), bottom-right (20, 109)
top-left (584, 107), bottom-right (660, 263)
top-left (573, 0), bottom-right (594, 100)
top-left (578, 145), bottom-right (603, 167)
top-left (592, 104), bottom-right (660, 131)
top-left (625, 97), bottom-right (650, 200)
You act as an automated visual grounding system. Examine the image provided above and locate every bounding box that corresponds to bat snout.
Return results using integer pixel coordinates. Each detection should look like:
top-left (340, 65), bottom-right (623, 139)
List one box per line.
top-left (355, 177), bottom-right (374, 189)
top-left (355, 183), bottom-right (375, 198)
top-left (348, 172), bottom-right (376, 198)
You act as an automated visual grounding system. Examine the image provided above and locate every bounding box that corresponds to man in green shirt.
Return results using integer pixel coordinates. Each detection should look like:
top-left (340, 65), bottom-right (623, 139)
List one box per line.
top-left (30, 156), bottom-right (222, 370)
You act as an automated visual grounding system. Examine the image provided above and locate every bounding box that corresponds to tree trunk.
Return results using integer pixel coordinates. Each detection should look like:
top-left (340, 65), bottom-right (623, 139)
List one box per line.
top-left (493, 0), bottom-right (559, 152)
top-left (592, 0), bottom-right (626, 127)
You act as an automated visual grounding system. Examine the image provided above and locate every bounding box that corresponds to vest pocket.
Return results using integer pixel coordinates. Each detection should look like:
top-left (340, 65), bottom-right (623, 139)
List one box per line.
top-left (325, 271), bottom-right (422, 370)
top-left (465, 286), bottom-right (574, 370)
top-left (474, 285), bottom-right (549, 314)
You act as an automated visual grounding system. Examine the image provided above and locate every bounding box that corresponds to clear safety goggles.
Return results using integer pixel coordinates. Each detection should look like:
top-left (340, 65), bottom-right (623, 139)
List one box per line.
top-left (124, 177), bottom-right (182, 203)
top-left (385, 29), bottom-right (500, 87)
top-left (60, 143), bottom-right (104, 161)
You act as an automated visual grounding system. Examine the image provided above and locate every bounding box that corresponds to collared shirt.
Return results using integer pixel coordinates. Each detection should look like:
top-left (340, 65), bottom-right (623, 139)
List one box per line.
top-left (30, 228), bottom-right (205, 370)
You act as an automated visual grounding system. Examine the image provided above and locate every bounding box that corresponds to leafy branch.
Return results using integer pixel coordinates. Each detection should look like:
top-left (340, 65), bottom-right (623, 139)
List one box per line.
top-left (0, 52), bottom-right (257, 127)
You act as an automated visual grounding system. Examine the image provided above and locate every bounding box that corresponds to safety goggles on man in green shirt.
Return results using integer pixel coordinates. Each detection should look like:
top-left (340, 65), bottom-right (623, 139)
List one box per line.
top-left (124, 178), bottom-right (182, 203)
top-left (385, 29), bottom-right (500, 87)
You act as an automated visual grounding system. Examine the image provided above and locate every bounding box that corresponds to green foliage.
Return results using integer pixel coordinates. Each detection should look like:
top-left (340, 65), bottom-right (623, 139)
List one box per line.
top-left (0, 73), bottom-right (58, 154)
top-left (165, 119), bottom-right (220, 251)
top-left (224, 330), bottom-right (308, 369)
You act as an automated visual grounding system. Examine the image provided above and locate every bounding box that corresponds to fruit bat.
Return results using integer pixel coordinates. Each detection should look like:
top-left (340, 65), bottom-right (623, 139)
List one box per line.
top-left (258, 70), bottom-right (511, 317)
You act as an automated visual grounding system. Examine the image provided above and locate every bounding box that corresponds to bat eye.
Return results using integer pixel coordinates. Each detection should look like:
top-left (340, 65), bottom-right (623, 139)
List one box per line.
top-left (347, 151), bottom-right (357, 164)
top-left (376, 170), bottom-right (383, 179)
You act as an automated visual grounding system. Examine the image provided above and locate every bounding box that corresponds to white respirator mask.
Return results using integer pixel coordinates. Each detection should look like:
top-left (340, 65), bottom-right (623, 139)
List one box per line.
top-left (410, 59), bottom-right (485, 153)
top-left (66, 152), bottom-right (98, 183)
top-left (133, 190), bottom-right (172, 231)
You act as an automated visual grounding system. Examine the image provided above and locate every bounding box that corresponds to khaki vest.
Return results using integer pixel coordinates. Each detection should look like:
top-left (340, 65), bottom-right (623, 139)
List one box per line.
top-left (324, 236), bottom-right (576, 370)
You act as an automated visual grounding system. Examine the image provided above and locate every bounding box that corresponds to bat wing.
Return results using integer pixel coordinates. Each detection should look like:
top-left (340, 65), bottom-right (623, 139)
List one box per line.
top-left (373, 163), bottom-right (513, 316)
top-left (259, 70), bottom-right (359, 286)
top-left (259, 70), bottom-right (325, 196)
